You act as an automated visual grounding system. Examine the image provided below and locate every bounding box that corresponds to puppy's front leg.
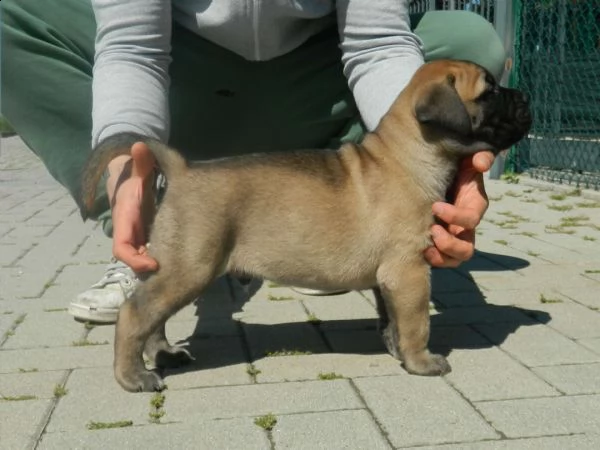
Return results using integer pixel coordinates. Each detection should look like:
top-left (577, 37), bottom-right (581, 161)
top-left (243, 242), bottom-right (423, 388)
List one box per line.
top-left (376, 261), bottom-right (450, 376)
top-left (144, 322), bottom-right (194, 369)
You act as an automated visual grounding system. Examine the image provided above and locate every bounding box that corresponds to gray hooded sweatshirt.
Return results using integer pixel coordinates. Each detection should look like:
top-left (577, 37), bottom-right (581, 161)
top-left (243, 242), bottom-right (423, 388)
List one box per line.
top-left (91, 0), bottom-right (424, 147)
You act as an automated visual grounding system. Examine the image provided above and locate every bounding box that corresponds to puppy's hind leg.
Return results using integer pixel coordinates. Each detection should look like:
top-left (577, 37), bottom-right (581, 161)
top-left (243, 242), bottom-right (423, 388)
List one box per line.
top-left (114, 269), bottom-right (211, 392)
top-left (376, 260), bottom-right (451, 376)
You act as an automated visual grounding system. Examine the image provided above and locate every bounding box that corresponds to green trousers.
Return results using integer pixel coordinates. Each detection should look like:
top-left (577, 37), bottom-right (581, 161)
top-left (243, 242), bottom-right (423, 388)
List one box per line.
top-left (1, 0), bottom-right (506, 236)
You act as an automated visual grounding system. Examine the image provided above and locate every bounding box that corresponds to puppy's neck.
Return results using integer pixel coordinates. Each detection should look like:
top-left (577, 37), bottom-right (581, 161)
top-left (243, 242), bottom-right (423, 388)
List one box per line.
top-left (370, 113), bottom-right (461, 203)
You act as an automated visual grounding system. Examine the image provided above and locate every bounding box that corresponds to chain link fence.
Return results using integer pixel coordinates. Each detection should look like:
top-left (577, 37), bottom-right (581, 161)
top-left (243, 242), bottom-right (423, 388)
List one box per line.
top-left (509, 0), bottom-right (600, 189)
top-left (410, 0), bottom-right (600, 190)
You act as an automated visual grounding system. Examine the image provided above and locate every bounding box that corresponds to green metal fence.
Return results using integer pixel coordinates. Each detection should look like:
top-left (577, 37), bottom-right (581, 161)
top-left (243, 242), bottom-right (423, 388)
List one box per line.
top-left (508, 0), bottom-right (600, 189)
top-left (410, 0), bottom-right (600, 190)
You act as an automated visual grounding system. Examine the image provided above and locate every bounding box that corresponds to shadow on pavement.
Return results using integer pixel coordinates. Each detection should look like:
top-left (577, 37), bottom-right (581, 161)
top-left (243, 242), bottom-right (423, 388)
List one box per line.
top-left (164, 250), bottom-right (550, 376)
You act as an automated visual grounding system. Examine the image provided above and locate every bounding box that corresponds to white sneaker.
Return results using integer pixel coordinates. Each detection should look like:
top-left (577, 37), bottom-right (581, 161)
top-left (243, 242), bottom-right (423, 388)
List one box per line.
top-left (68, 260), bottom-right (138, 323)
top-left (290, 287), bottom-right (348, 296)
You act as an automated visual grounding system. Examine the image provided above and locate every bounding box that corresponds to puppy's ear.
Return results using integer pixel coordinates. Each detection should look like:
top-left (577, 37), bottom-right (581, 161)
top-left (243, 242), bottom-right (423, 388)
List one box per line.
top-left (415, 76), bottom-right (472, 135)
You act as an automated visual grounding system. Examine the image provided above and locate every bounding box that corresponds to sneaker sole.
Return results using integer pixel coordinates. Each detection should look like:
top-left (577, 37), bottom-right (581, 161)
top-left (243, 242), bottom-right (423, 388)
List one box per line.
top-left (289, 287), bottom-right (349, 296)
top-left (68, 304), bottom-right (118, 324)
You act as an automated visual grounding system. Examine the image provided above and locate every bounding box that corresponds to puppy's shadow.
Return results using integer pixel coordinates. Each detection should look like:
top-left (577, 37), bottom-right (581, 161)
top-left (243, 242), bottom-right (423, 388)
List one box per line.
top-left (167, 250), bottom-right (551, 375)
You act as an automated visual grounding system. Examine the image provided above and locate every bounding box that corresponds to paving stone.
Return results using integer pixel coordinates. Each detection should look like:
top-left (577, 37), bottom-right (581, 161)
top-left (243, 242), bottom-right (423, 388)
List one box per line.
top-left (162, 336), bottom-right (252, 389)
top-left (0, 399), bottom-right (53, 450)
top-left (0, 243), bottom-right (29, 267)
top-left (243, 321), bottom-right (329, 359)
top-left (38, 418), bottom-right (270, 450)
top-left (254, 353), bottom-right (404, 383)
top-left (2, 311), bottom-right (86, 350)
top-left (0, 345), bottom-right (113, 373)
top-left (445, 348), bottom-right (559, 401)
top-left (477, 395), bottom-right (600, 438)
top-left (354, 375), bottom-right (498, 447)
top-left (431, 268), bottom-right (480, 294)
top-left (558, 286), bottom-right (600, 309)
top-left (47, 367), bottom-right (157, 432)
top-left (430, 304), bottom-right (535, 327)
top-left (478, 288), bottom-right (569, 307)
top-left (474, 322), bottom-right (600, 367)
top-left (273, 409), bottom-right (391, 450)
top-left (407, 433), bottom-right (600, 450)
top-left (531, 302), bottom-right (600, 339)
top-left (301, 292), bottom-right (379, 329)
top-left (578, 337), bottom-right (600, 355)
top-left (324, 328), bottom-right (386, 354)
top-left (533, 363), bottom-right (600, 395)
top-left (165, 380), bottom-right (363, 422)
top-left (0, 370), bottom-right (68, 399)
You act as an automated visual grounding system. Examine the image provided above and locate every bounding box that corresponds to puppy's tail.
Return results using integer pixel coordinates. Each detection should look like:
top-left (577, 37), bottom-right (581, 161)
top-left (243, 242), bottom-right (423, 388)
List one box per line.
top-left (79, 133), bottom-right (187, 221)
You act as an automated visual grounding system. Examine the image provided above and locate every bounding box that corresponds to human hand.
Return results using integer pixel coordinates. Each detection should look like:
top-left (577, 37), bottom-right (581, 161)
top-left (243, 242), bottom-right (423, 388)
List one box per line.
top-left (107, 142), bottom-right (159, 273)
top-left (424, 151), bottom-right (495, 268)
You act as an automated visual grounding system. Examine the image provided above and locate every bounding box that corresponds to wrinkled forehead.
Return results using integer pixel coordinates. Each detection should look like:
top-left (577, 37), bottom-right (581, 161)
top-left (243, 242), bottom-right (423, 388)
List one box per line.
top-left (452, 64), bottom-right (490, 100)
top-left (418, 60), bottom-right (492, 100)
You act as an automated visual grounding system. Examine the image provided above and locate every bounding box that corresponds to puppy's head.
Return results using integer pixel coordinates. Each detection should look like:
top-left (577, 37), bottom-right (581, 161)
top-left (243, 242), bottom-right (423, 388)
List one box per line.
top-left (410, 60), bottom-right (532, 155)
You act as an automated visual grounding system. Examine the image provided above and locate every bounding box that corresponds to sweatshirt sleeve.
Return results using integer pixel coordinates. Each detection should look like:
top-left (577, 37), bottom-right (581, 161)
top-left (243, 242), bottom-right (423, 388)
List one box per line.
top-left (336, 0), bottom-right (424, 131)
top-left (91, 0), bottom-right (172, 147)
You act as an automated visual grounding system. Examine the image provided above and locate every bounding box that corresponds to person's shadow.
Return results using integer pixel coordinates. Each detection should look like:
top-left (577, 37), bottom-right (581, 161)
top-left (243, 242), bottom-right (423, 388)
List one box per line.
top-left (164, 250), bottom-right (551, 377)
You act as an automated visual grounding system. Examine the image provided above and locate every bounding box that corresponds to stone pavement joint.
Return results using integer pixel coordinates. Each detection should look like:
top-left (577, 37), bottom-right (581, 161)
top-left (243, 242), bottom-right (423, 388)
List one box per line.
top-left (1, 136), bottom-right (600, 449)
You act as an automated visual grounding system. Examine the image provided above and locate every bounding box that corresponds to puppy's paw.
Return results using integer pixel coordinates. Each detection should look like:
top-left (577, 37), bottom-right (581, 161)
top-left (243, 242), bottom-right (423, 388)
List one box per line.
top-left (116, 369), bottom-right (166, 392)
top-left (403, 351), bottom-right (451, 377)
top-left (155, 346), bottom-right (194, 368)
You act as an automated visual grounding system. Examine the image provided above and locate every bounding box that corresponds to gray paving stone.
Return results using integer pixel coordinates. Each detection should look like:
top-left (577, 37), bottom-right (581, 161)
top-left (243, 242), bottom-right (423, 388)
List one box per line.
top-left (2, 311), bottom-right (86, 350)
top-left (430, 305), bottom-right (535, 327)
top-left (354, 375), bottom-right (499, 448)
top-left (0, 399), bottom-right (53, 450)
top-left (475, 322), bottom-right (600, 367)
top-left (39, 418), bottom-right (270, 450)
top-left (0, 345), bottom-right (113, 373)
top-left (0, 370), bottom-right (67, 399)
top-left (47, 367), bottom-right (157, 432)
top-left (478, 288), bottom-right (568, 307)
top-left (325, 328), bottom-right (387, 354)
top-left (578, 337), bottom-right (600, 355)
top-left (533, 363), bottom-right (600, 395)
top-left (533, 302), bottom-right (600, 339)
top-left (243, 321), bottom-right (329, 359)
top-left (408, 434), bottom-right (600, 449)
top-left (162, 336), bottom-right (252, 390)
top-left (254, 353), bottom-right (404, 383)
top-left (165, 379), bottom-right (363, 422)
top-left (445, 348), bottom-right (559, 401)
top-left (558, 286), bottom-right (600, 310)
top-left (301, 292), bottom-right (379, 329)
top-left (477, 395), bottom-right (600, 438)
top-left (273, 409), bottom-right (391, 450)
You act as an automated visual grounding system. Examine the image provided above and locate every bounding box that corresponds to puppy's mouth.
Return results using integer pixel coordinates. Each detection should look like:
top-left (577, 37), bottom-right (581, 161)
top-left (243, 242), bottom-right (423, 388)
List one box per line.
top-left (472, 88), bottom-right (533, 153)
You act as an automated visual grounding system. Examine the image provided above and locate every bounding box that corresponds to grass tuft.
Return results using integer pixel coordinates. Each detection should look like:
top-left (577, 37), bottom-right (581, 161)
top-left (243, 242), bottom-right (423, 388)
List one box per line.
top-left (267, 294), bottom-right (294, 301)
top-left (53, 385), bottom-right (68, 398)
top-left (265, 349), bottom-right (312, 357)
top-left (254, 413), bottom-right (277, 431)
top-left (1, 394), bottom-right (37, 401)
top-left (87, 420), bottom-right (133, 430)
top-left (72, 339), bottom-right (109, 347)
top-left (317, 372), bottom-right (344, 380)
top-left (540, 294), bottom-right (563, 304)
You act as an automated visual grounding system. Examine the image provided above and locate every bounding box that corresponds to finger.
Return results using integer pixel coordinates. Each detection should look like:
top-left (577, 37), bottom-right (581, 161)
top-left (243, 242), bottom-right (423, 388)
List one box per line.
top-left (432, 202), bottom-right (482, 230)
top-left (430, 224), bottom-right (475, 262)
top-left (131, 142), bottom-right (156, 179)
top-left (471, 151), bottom-right (495, 173)
top-left (424, 246), bottom-right (462, 268)
top-left (113, 242), bottom-right (159, 273)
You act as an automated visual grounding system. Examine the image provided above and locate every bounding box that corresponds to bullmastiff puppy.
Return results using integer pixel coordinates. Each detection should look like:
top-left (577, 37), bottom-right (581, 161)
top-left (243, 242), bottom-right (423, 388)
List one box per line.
top-left (80, 59), bottom-right (532, 392)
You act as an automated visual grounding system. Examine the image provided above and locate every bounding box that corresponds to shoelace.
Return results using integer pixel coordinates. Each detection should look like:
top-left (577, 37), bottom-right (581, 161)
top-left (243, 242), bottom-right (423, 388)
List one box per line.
top-left (96, 260), bottom-right (136, 287)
